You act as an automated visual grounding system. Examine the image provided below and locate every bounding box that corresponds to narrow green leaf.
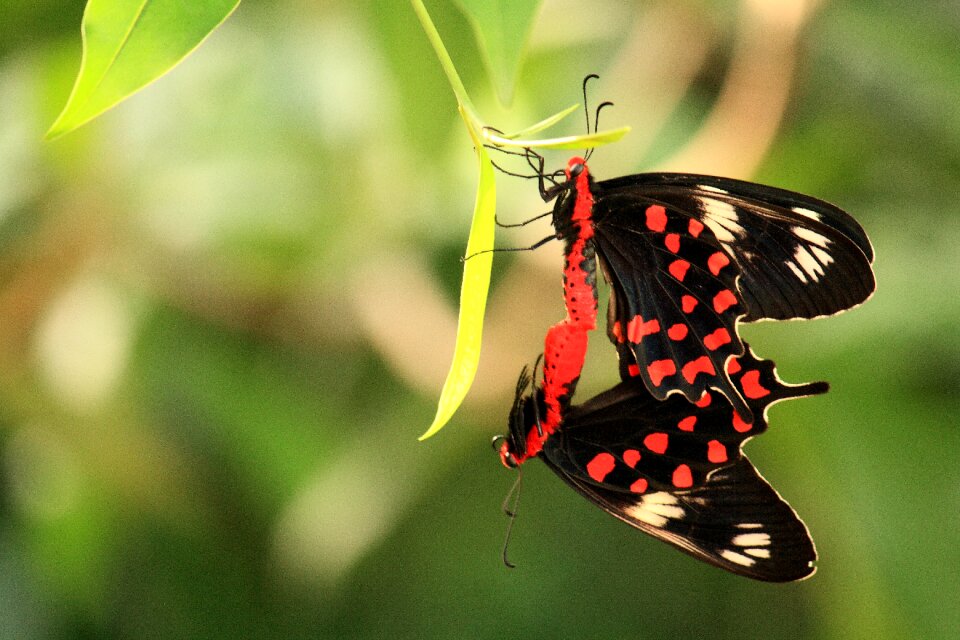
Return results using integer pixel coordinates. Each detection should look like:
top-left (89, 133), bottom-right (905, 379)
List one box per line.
top-left (484, 125), bottom-right (632, 150)
top-left (411, 0), bottom-right (478, 119)
top-left (46, 0), bottom-right (241, 139)
top-left (497, 103), bottom-right (579, 139)
top-left (419, 118), bottom-right (496, 441)
top-left (456, 0), bottom-right (541, 105)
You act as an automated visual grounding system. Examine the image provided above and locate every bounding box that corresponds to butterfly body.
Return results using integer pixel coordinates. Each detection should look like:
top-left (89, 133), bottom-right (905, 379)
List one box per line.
top-left (518, 158), bottom-right (599, 464)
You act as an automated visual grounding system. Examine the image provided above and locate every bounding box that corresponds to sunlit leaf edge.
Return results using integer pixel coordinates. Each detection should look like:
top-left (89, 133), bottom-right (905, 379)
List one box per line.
top-left (45, 0), bottom-right (241, 140)
top-left (419, 120), bottom-right (496, 441)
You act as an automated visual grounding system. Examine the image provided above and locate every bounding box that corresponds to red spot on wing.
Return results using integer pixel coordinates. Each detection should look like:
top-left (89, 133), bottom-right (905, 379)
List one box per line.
top-left (677, 416), bottom-right (697, 432)
top-left (672, 464), bottom-right (693, 488)
top-left (707, 251), bottom-right (730, 276)
top-left (645, 205), bottom-right (668, 232)
top-left (732, 411), bottom-right (752, 433)
top-left (644, 432), bottom-right (669, 454)
top-left (623, 449), bottom-right (641, 468)
top-left (726, 357), bottom-right (742, 375)
top-left (665, 233), bottom-right (680, 253)
top-left (681, 295), bottom-right (698, 313)
top-left (667, 323), bottom-right (688, 341)
top-left (668, 259), bottom-right (691, 281)
top-left (703, 327), bottom-right (732, 351)
top-left (629, 478), bottom-right (648, 493)
top-left (586, 452), bottom-right (616, 483)
top-left (611, 321), bottom-right (624, 343)
top-left (740, 369), bottom-right (771, 399)
top-left (627, 363), bottom-right (641, 377)
top-left (695, 392), bottom-right (712, 407)
top-left (647, 359), bottom-right (677, 386)
top-left (627, 315), bottom-right (660, 342)
top-left (688, 219), bottom-right (704, 238)
top-left (707, 440), bottom-right (728, 463)
top-left (682, 356), bottom-right (716, 383)
top-left (713, 289), bottom-right (738, 313)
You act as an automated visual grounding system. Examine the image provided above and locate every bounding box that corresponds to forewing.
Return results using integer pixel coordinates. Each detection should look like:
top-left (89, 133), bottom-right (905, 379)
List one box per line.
top-left (592, 190), bottom-right (751, 419)
top-left (598, 173), bottom-right (875, 321)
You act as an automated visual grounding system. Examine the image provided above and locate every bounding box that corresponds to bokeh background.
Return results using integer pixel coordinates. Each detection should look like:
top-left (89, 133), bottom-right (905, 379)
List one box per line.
top-left (1, 1), bottom-right (958, 638)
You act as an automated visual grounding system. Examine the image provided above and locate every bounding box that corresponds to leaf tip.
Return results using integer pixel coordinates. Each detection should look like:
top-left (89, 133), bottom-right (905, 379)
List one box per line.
top-left (418, 414), bottom-right (449, 441)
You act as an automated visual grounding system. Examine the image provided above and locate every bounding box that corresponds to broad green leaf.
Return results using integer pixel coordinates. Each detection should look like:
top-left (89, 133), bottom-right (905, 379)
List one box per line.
top-left (46, 0), bottom-right (241, 139)
top-left (456, 0), bottom-right (541, 105)
top-left (484, 125), bottom-right (632, 150)
top-left (419, 118), bottom-right (496, 441)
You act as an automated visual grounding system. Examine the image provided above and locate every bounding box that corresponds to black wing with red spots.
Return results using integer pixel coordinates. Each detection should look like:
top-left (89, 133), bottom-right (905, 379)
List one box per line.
top-left (544, 457), bottom-right (818, 582)
top-left (590, 192), bottom-right (751, 419)
top-left (507, 345), bottom-right (826, 581)
top-left (539, 345), bottom-right (826, 497)
top-left (595, 173), bottom-right (876, 322)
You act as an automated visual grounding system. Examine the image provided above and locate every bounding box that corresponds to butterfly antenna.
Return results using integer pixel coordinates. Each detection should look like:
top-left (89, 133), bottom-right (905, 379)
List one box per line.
top-left (594, 101), bottom-right (614, 133)
top-left (581, 74), bottom-right (602, 161)
top-left (501, 468), bottom-right (524, 568)
top-left (582, 74), bottom-right (600, 133)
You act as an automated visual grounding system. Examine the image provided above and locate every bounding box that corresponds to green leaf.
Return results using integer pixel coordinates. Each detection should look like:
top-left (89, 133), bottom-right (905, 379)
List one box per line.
top-left (456, 0), bottom-right (541, 105)
top-left (412, 0), bottom-right (628, 440)
top-left (484, 125), bottom-right (632, 150)
top-left (46, 0), bottom-right (241, 139)
top-left (497, 103), bottom-right (579, 139)
top-left (419, 118), bottom-right (496, 441)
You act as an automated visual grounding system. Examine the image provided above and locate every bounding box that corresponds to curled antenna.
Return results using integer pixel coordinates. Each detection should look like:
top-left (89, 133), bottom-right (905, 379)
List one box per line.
top-left (581, 74), bottom-right (611, 161)
top-left (582, 73), bottom-right (600, 133)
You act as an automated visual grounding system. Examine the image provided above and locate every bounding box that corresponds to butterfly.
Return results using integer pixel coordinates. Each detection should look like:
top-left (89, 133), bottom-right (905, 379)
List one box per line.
top-left (528, 157), bottom-right (875, 423)
top-left (496, 344), bottom-right (827, 582)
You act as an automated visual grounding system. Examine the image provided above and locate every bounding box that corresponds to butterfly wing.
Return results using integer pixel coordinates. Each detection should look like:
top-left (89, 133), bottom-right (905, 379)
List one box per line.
top-left (596, 173), bottom-right (876, 322)
top-left (536, 346), bottom-right (825, 581)
top-left (591, 191), bottom-right (752, 419)
top-left (542, 456), bottom-right (817, 582)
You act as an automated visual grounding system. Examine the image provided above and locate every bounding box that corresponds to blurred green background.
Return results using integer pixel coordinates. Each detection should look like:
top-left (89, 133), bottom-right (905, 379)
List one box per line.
top-left (1, 1), bottom-right (958, 638)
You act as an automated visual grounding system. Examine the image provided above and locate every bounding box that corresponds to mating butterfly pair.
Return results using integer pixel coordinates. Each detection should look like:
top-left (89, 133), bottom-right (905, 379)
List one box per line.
top-left (494, 156), bottom-right (875, 581)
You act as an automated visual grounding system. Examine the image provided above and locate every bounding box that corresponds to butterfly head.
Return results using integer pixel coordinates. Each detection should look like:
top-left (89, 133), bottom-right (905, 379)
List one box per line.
top-left (565, 157), bottom-right (588, 181)
top-left (495, 363), bottom-right (545, 468)
top-left (494, 435), bottom-right (519, 469)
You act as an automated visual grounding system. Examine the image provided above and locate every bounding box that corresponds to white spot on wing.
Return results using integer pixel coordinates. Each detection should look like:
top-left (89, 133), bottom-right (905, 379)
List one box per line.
top-left (745, 548), bottom-right (771, 558)
top-left (810, 245), bottom-right (835, 267)
top-left (736, 523), bottom-right (763, 529)
top-left (720, 549), bottom-right (757, 567)
top-left (732, 533), bottom-right (771, 547)
top-left (792, 226), bottom-right (831, 247)
top-left (794, 245), bottom-right (825, 282)
top-left (792, 207), bottom-right (822, 222)
top-left (698, 184), bottom-right (729, 195)
top-left (787, 261), bottom-right (808, 283)
top-left (624, 491), bottom-right (685, 527)
top-left (698, 198), bottom-right (742, 243)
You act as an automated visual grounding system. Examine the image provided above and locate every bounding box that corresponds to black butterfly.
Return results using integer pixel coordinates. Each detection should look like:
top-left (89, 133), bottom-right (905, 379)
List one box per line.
top-left (533, 158), bottom-right (875, 423)
top-left (497, 344), bottom-right (827, 582)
